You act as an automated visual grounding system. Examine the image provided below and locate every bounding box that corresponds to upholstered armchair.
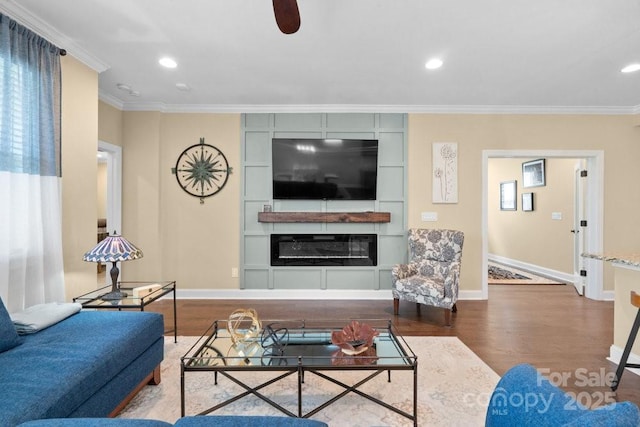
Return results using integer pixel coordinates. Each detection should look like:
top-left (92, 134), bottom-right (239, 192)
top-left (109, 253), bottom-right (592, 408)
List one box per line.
top-left (392, 228), bottom-right (464, 326)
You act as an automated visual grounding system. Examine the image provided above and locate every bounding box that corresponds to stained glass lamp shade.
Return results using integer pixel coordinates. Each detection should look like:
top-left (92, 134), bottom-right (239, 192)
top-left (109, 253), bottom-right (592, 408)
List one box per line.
top-left (83, 232), bottom-right (143, 300)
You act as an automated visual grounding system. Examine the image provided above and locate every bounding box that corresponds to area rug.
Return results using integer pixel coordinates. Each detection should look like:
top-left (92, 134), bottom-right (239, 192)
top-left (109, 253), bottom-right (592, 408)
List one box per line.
top-left (118, 336), bottom-right (500, 426)
top-left (488, 262), bottom-right (564, 285)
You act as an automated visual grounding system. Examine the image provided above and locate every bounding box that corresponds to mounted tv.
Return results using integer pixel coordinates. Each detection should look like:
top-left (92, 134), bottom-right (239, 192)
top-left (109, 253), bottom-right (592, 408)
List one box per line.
top-left (272, 138), bottom-right (378, 200)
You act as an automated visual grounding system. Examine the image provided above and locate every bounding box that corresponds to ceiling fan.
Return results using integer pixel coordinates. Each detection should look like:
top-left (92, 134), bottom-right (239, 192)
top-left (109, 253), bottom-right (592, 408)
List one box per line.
top-left (273, 0), bottom-right (301, 34)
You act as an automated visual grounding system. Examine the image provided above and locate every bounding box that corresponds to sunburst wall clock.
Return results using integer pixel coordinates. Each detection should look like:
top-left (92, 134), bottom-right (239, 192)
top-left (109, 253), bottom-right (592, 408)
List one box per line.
top-left (172, 137), bottom-right (232, 204)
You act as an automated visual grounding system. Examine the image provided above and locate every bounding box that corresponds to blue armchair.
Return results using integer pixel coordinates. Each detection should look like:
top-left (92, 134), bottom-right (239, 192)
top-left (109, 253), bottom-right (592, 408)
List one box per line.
top-left (486, 364), bottom-right (640, 426)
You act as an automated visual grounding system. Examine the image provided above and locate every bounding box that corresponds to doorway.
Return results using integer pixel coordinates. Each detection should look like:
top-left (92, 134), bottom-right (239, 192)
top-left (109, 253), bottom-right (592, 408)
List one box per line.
top-left (97, 141), bottom-right (123, 285)
top-left (482, 150), bottom-right (604, 300)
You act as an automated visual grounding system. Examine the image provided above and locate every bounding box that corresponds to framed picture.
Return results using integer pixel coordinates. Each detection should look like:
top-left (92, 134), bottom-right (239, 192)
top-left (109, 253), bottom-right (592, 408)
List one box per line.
top-left (522, 159), bottom-right (545, 187)
top-left (500, 180), bottom-right (517, 211)
top-left (432, 142), bottom-right (458, 203)
top-left (522, 192), bottom-right (534, 212)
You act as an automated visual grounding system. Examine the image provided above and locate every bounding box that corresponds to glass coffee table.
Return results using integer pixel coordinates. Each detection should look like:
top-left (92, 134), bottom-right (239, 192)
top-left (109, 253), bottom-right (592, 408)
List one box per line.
top-left (180, 318), bottom-right (417, 426)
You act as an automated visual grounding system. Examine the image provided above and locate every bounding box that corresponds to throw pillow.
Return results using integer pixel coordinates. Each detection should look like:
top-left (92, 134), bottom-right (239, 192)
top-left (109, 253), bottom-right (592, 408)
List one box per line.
top-left (0, 297), bottom-right (21, 352)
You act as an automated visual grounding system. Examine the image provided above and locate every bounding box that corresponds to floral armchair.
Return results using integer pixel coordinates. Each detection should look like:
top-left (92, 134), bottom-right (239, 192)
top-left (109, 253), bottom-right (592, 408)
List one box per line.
top-left (392, 228), bottom-right (464, 326)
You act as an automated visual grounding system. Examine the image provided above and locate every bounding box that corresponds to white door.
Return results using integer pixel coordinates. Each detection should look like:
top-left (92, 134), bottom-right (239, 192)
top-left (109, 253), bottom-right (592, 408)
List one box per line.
top-left (572, 161), bottom-right (586, 295)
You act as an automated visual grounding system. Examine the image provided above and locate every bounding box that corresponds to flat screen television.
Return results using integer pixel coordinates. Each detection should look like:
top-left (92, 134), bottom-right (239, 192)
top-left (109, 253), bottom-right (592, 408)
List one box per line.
top-left (272, 138), bottom-right (378, 200)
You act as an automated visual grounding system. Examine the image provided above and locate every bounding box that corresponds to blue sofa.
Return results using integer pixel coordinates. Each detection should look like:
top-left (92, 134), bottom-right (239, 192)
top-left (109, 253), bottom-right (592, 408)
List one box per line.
top-left (18, 416), bottom-right (328, 426)
top-left (486, 363), bottom-right (640, 426)
top-left (0, 297), bottom-right (164, 427)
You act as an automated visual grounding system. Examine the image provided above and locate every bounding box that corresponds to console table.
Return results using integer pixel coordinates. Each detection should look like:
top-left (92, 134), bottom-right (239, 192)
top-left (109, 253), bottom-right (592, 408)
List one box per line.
top-left (73, 280), bottom-right (177, 342)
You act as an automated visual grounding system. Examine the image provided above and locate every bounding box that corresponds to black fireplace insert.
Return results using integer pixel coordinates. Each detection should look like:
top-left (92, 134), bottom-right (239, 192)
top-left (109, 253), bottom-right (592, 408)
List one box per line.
top-left (270, 234), bottom-right (377, 266)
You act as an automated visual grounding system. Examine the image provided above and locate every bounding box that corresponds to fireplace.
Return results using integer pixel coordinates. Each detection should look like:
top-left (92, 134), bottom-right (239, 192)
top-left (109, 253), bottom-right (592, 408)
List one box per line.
top-left (270, 234), bottom-right (377, 266)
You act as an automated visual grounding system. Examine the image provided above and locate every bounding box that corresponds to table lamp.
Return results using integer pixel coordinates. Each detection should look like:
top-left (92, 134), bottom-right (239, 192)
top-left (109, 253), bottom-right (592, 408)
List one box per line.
top-left (83, 231), bottom-right (143, 300)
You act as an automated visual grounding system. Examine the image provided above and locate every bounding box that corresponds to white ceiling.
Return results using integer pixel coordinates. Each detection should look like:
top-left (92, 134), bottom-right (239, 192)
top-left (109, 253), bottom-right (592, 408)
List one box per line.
top-left (2, 0), bottom-right (640, 113)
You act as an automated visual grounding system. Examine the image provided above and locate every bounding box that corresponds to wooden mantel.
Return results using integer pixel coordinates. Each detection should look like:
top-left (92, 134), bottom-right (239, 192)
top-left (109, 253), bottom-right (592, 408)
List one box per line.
top-left (257, 211), bottom-right (391, 223)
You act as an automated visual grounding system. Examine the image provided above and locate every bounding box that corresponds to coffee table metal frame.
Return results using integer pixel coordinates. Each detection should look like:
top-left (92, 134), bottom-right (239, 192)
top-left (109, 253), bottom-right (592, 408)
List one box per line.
top-left (180, 318), bottom-right (417, 426)
top-left (73, 280), bottom-right (177, 343)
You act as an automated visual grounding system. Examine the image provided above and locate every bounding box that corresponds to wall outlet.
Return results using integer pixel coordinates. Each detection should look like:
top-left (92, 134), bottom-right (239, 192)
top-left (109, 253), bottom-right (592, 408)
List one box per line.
top-left (551, 212), bottom-right (563, 220)
top-left (231, 267), bottom-right (238, 278)
top-left (421, 212), bottom-right (438, 222)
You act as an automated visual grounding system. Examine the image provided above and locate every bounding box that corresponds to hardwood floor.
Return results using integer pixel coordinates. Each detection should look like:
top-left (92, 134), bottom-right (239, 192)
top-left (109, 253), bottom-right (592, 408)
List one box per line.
top-left (150, 283), bottom-right (640, 408)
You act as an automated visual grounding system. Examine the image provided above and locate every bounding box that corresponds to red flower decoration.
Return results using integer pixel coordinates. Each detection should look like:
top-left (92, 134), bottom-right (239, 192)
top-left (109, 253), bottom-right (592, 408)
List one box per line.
top-left (331, 320), bottom-right (379, 355)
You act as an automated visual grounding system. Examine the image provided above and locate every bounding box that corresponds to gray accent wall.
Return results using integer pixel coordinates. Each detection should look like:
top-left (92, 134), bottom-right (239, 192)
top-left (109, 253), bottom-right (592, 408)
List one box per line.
top-left (241, 113), bottom-right (408, 290)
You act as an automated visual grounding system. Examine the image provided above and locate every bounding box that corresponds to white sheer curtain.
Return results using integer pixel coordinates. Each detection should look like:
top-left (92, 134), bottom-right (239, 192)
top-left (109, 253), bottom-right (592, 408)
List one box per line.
top-left (0, 14), bottom-right (65, 313)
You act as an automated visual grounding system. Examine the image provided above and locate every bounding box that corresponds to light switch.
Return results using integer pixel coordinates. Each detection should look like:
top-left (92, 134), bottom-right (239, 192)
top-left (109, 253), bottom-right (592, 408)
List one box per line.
top-left (551, 212), bottom-right (562, 220)
top-left (421, 212), bottom-right (438, 222)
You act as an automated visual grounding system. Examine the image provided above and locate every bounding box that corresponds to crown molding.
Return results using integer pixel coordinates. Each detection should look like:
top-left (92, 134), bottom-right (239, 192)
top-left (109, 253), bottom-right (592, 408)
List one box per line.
top-left (98, 91), bottom-right (125, 110)
top-left (0, 1), bottom-right (109, 72)
top-left (112, 102), bottom-right (640, 115)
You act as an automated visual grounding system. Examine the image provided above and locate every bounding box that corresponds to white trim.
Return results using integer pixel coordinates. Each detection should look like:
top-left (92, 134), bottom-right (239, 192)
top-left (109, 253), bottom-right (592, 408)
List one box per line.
top-left (488, 254), bottom-right (577, 285)
top-left (0, 1), bottom-right (109, 73)
top-left (609, 345), bottom-right (640, 377)
top-left (584, 153), bottom-right (605, 300)
top-left (173, 288), bottom-right (484, 301)
top-left (482, 150), bottom-right (605, 301)
top-left (177, 289), bottom-right (393, 300)
top-left (114, 103), bottom-right (640, 115)
top-left (97, 141), bottom-right (122, 235)
top-left (98, 92), bottom-right (125, 111)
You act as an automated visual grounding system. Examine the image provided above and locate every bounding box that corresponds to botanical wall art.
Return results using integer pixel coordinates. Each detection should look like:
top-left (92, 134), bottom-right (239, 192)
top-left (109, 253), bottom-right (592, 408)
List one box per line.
top-left (432, 142), bottom-right (458, 203)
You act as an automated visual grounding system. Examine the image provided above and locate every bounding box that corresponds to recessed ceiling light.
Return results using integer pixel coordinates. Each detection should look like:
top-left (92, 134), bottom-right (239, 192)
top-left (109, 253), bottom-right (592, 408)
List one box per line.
top-left (159, 57), bottom-right (177, 68)
top-left (425, 58), bottom-right (443, 70)
top-left (621, 63), bottom-right (640, 73)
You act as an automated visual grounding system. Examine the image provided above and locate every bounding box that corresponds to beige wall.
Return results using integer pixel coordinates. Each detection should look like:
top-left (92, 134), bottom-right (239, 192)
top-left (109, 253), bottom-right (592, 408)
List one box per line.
top-left (488, 157), bottom-right (578, 273)
top-left (408, 114), bottom-right (640, 293)
top-left (92, 108), bottom-right (640, 296)
top-left (98, 102), bottom-right (123, 147)
top-left (61, 56), bottom-right (99, 300)
top-left (118, 112), bottom-right (241, 289)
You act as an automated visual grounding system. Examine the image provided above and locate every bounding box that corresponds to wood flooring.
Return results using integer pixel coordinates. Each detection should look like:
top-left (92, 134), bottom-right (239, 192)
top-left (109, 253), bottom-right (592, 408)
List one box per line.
top-left (149, 284), bottom-right (640, 408)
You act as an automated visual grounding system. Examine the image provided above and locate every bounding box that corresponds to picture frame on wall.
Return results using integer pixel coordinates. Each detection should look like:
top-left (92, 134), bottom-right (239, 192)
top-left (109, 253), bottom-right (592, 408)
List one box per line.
top-left (522, 159), bottom-right (546, 188)
top-left (500, 180), bottom-right (517, 211)
top-left (432, 142), bottom-right (458, 203)
top-left (522, 192), bottom-right (534, 211)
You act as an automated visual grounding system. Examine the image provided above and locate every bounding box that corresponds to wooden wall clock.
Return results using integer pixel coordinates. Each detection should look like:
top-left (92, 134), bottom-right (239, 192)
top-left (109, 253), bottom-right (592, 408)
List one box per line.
top-left (172, 138), bottom-right (232, 204)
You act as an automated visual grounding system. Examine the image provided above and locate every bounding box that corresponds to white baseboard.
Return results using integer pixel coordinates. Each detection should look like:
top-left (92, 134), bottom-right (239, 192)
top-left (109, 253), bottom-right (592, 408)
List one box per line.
top-left (488, 254), bottom-right (614, 300)
top-left (488, 254), bottom-right (576, 284)
top-left (609, 345), bottom-right (640, 377)
top-left (601, 290), bottom-right (615, 301)
top-left (176, 288), bottom-right (392, 300)
top-left (174, 288), bottom-right (486, 300)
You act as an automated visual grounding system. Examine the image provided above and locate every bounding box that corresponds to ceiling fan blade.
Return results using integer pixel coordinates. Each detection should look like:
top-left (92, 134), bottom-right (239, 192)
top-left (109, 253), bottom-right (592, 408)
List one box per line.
top-left (273, 0), bottom-right (301, 34)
